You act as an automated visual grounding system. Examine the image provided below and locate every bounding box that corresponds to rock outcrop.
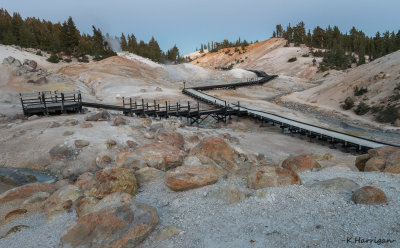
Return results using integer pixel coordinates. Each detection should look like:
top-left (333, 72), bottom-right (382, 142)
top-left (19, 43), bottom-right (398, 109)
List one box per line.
top-left (60, 202), bottom-right (158, 248)
top-left (116, 142), bottom-right (184, 171)
top-left (84, 168), bottom-right (138, 199)
top-left (165, 165), bottom-right (218, 191)
top-left (351, 186), bottom-right (387, 205)
top-left (189, 137), bottom-right (239, 172)
top-left (355, 146), bottom-right (400, 173)
top-left (247, 166), bottom-right (302, 189)
top-left (282, 154), bottom-right (321, 173)
top-left (0, 183), bottom-right (55, 204)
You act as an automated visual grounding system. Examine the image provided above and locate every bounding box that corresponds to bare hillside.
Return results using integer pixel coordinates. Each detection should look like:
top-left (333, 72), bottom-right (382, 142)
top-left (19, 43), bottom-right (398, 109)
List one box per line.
top-left (191, 38), bottom-right (323, 79)
top-left (283, 50), bottom-right (400, 127)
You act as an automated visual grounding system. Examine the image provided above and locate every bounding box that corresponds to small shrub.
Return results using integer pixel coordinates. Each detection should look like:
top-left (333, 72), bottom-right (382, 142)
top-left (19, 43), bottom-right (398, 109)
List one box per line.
top-left (319, 64), bottom-right (328, 72)
top-left (375, 105), bottom-right (400, 123)
top-left (354, 86), bottom-right (368, 96)
top-left (36, 51), bottom-right (43, 56)
top-left (312, 50), bottom-right (324, 57)
top-left (312, 58), bottom-right (317, 66)
top-left (78, 56), bottom-right (89, 63)
top-left (354, 102), bottom-right (370, 115)
top-left (370, 105), bottom-right (384, 114)
top-left (301, 54), bottom-right (310, 57)
top-left (288, 57), bottom-right (297, 63)
top-left (342, 97), bottom-right (354, 110)
top-left (64, 58), bottom-right (72, 63)
top-left (225, 50), bottom-right (230, 54)
top-left (323, 73), bottom-right (330, 78)
top-left (394, 83), bottom-right (400, 91)
top-left (47, 54), bottom-right (60, 63)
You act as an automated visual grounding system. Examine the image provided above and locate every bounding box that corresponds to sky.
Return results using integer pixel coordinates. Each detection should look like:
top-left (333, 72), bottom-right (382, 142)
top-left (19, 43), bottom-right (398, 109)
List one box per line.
top-left (1, 0), bottom-right (399, 54)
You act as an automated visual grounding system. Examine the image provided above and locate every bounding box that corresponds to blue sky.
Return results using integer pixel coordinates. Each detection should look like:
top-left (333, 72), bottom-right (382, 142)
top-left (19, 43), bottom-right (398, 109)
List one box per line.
top-left (1, 0), bottom-right (399, 54)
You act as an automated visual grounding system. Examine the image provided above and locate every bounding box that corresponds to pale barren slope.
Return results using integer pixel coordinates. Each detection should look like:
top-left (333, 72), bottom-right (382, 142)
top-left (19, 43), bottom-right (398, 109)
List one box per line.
top-left (191, 38), bottom-right (322, 79)
top-left (283, 50), bottom-right (400, 126)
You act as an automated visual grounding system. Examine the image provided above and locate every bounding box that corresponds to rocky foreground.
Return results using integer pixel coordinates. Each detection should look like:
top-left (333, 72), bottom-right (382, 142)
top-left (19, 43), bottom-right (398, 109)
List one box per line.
top-left (0, 110), bottom-right (399, 247)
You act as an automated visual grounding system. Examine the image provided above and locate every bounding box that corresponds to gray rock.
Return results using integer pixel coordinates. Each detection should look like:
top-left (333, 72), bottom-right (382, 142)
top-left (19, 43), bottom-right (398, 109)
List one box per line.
top-left (49, 144), bottom-right (78, 161)
top-left (74, 140), bottom-right (90, 148)
top-left (309, 177), bottom-right (359, 193)
top-left (85, 110), bottom-right (112, 121)
top-left (23, 59), bottom-right (38, 70)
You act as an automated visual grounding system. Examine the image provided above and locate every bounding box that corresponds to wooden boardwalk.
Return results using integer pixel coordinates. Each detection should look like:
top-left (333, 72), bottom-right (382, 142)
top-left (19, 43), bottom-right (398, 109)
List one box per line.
top-left (19, 69), bottom-right (398, 150)
top-left (20, 91), bottom-right (82, 115)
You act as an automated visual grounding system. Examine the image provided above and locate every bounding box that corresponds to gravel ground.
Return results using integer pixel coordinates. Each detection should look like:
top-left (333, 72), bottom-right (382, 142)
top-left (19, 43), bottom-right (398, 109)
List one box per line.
top-left (0, 211), bottom-right (76, 248)
top-left (135, 170), bottom-right (400, 248)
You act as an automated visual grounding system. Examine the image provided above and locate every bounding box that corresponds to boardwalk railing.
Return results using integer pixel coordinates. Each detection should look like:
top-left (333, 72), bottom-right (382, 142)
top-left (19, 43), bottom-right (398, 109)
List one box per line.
top-left (20, 90), bottom-right (82, 115)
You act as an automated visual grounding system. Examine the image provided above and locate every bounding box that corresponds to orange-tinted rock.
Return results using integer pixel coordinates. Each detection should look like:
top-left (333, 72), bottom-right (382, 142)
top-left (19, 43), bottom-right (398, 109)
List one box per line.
top-left (54, 179), bottom-right (73, 190)
top-left (282, 154), bottom-right (321, 173)
top-left (247, 166), bottom-right (302, 189)
top-left (5, 209), bottom-right (27, 221)
top-left (75, 172), bottom-right (94, 189)
top-left (156, 130), bottom-right (184, 149)
top-left (85, 168), bottom-right (138, 199)
top-left (113, 117), bottom-right (127, 126)
top-left (189, 137), bottom-right (238, 172)
top-left (60, 202), bottom-right (158, 248)
top-left (75, 197), bottom-right (99, 217)
top-left (368, 146), bottom-right (398, 158)
top-left (165, 165), bottom-right (218, 191)
top-left (351, 186), bottom-right (387, 205)
top-left (356, 146), bottom-right (400, 173)
top-left (116, 142), bottom-right (184, 171)
top-left (126, 140), bottom-right (138, 148)
top-left (355, 154), bottom-right (370, 171)
top-left (0, 183), bottom-right (55, 204)
top-left (43, 185), bottom-right (82, 213)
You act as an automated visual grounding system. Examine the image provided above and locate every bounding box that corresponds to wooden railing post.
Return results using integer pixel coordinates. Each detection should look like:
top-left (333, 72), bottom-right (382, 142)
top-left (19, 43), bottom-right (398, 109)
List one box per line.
top-left (166, 101), bottom-right (169, 118)
top-left (129, 98), bottom-right (132, 116)
top-left (142, 99), bottom-right (145, 116)
top-left (61, 93), bottom-right (65, 113)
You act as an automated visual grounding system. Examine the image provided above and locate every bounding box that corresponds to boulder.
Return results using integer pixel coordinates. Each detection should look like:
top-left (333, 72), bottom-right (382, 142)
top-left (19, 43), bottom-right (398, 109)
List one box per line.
top-left (351, 186), bottom-right (387, 205)
top-left (63, 131), bottom-right (74, 136)
top-left (3, 56), bottom-right (16, 65)
top-left (182, 155), bottom-right (228, 178)
top-left (85, 110), bottom-right (112, 121)
top-left (23, 59), bottom-right (37, 70)
top-left (113, 117), bottom-right (127, 126)
top-left (49, 144), bottom-right (78, 161)
top-left (22, 192), bottom-right (50, 206)
top-left (134, 167), bottom-right (165, 186)
top-left (60, 202), bottom-right (158, 248)
top-left (281, 154), bottom-right (321, 173)
top-left (95, 155), bottom-right (112, 169)
top-left (141, 118), bottom-right (152, 127)
top-left (85, 168), bottom-right (138, 199)
top-left (89, 192), bottom-right (133, 214)
top-left (156, 130), bottom-right (184, 149)
top-left (355, 146), bottom-right (400, 173)
top-left (64, 119), bottom-right (79, 126)
top-left (74, 140), bottom-right (90, 148)
top-left (43, 185), bottom-right (82, 213)
top-left (209, 180), bottom-right (250, 204)
top-left (355, 154), bottom-right (370, 171)
top-left (309, 177), bottom-right (359, 193)
top-left (0, 183), bottom-right (55, 204)
top-left (116, 142), bottom-right (184, 171)
top-left (189, 137), bottom-right (239, 172)
top-left (75, 197), bottom-right (99, 217)
top-left (75, 172), bottom-right (94, 189)
top-left (54, 179), bottom-right (73, 190)
top-left (80, 122), bottom-right (93, 128)
top-left (48, 121), bottom-right (61, 128)
top-left (247, 166), bottom-right (302, 189)
top-left (165, 165), bottom-right (218, 191)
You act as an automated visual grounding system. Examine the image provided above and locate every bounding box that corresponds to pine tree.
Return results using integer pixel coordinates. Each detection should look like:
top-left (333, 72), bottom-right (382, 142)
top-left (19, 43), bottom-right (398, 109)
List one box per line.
top-left (120, 33), bottom-right (128, 51)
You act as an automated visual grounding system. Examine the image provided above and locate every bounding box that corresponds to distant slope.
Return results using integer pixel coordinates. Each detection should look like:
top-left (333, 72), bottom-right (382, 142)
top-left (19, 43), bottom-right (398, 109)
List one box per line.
top-left (283, 50), bottom-right (400, 126)
top-left (190, 38), bottom-right (322, 79)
